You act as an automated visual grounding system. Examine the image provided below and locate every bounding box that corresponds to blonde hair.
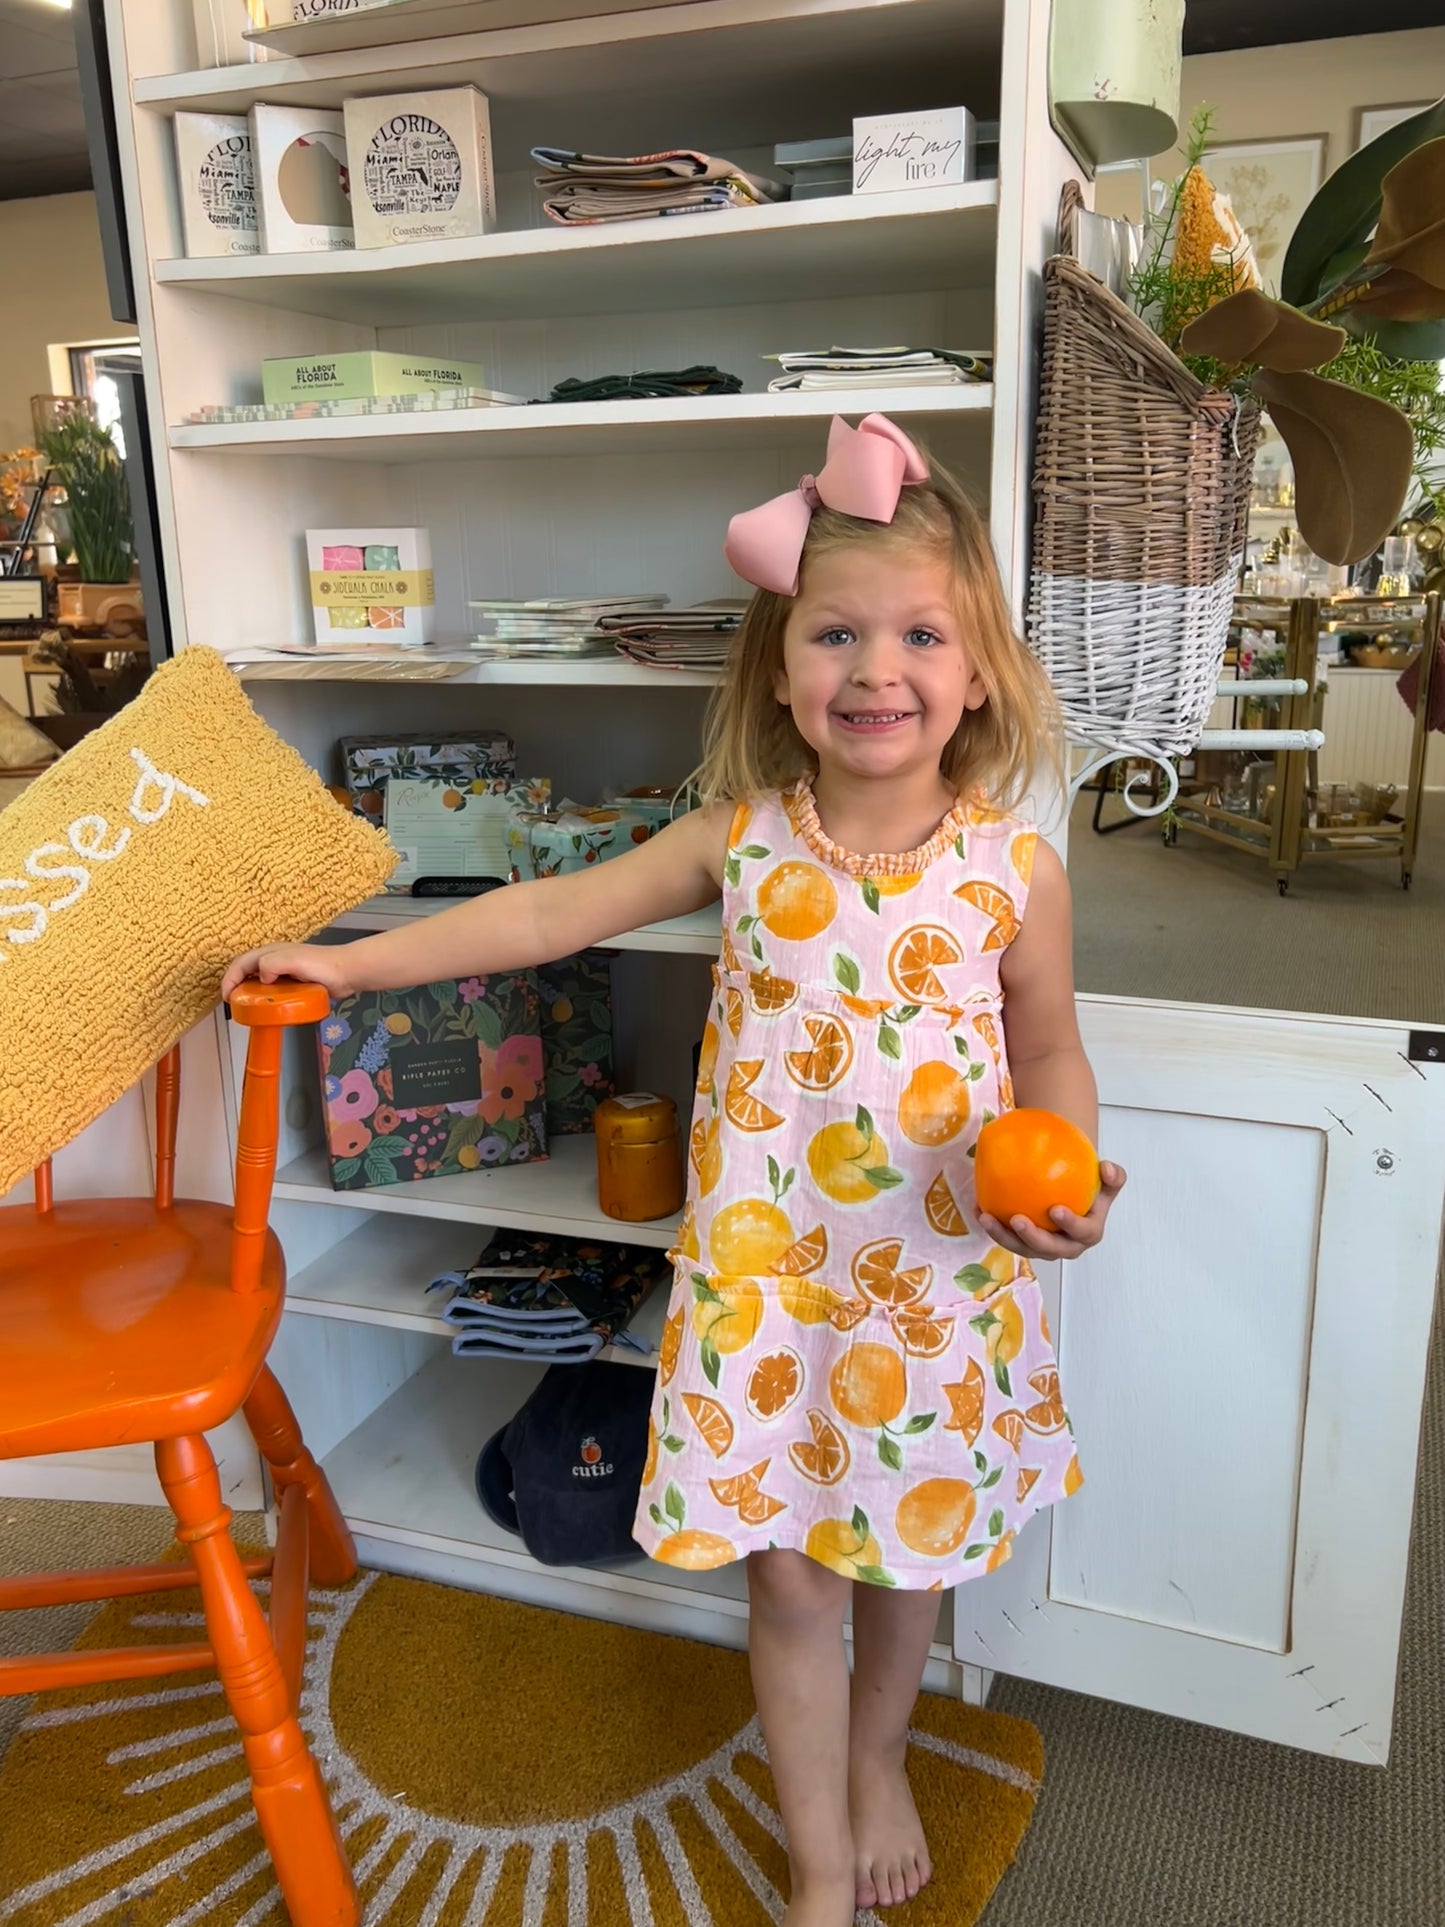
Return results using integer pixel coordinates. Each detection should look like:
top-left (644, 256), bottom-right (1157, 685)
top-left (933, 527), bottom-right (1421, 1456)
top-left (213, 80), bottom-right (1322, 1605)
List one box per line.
top-left (696, 447), bottom-right (1060, 810)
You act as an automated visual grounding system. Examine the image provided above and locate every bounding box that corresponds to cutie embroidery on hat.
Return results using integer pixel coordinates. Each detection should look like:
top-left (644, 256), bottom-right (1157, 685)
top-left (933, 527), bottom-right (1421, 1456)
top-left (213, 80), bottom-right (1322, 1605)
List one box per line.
top-left (575, 1435), bottom-right (613, 1478)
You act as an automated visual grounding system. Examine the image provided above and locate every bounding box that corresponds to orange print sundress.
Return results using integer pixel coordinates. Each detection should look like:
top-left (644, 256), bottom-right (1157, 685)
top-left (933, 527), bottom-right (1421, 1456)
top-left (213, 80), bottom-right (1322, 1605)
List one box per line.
top-left (632, 780), bottom-right (1082, 1588)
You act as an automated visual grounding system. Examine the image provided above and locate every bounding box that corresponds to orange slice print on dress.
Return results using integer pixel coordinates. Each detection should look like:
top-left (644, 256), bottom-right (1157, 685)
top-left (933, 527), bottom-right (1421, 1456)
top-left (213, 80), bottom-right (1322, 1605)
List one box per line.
top-left (682, 1391), bottom-right (736, 1458)
top-left (953, 880), bottom-right (1021, 951)
top-left (851, 1237), bottom-right (933, 1306)
top-left (924, 1171), bottom-right (969, 1237)
top-left (775, 1224), bottom-right (828, 1276)
top-left (888, 923), bottom-right (964, 1002)
top-left (724, 1059), bottom-right (784, 1133)
top-left (972, 1011), bottom-right (1002, 1065)
top-left (724, 984), bottom-right (745, 1040)
top-left (784, 1011), bottom-right (855, 1092)
top-left (710, 1460), bottom-right (787, 1527)
top-left (749, 972), bottom-right (800, 1016)
top-left (787, 1408), bottom-right (851, 1486)
top-left (1011, 831), bottom-right (1037, 885)
top-left (840, 992), bottom-right (892, 1020)
top-left (992, 1409), bottom-right (1026, 1451)
top-left (675, 1203), bottom-right (700, 1263)
top-left (1023, 1367), bottom-right (1067, 1435)
top-left (690, 1116), bottom-right (722, 1196)
top-left (942, 1357), bottom-right (986, 1444)
top-left (695, 1019), bottom-right (721, 1095)
top-left (659, 1306), bottom-right (685, 1387)
top-left (745, 1346), bottom-right (804, 1423)
top-left (1016, 1465), bottom-right (1043, 1504)
top-left (720, 925), bottom-right (743, 975)
top-left (895, 1308), bottom-right (957, 1359)
top-left (825, 1297), bottom-right (872, 1332)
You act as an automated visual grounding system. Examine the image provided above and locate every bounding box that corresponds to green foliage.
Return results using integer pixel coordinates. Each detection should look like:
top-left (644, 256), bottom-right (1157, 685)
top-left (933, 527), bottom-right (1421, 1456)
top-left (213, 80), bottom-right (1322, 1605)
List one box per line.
top-left (39, 413), bottom-right (133, 584)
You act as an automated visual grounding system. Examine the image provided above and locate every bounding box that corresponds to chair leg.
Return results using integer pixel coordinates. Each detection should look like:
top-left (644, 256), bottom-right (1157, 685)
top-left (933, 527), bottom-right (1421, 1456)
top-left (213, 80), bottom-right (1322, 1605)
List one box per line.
top-left (156, 1433), bottom-right (358, 1927)
top-left (244, 1365), bottom-right (358, 1588)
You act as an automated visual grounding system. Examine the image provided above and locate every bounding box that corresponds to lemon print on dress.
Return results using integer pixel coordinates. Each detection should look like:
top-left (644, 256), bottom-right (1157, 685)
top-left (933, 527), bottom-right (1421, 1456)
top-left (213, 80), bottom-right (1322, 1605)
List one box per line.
top-left (954, 1244), bottom-right (1018, 1298)
top-left (970, 1289), bottom-right (1024, 1396)
top-left (898, 1059), bottom-right (972, 1147)
top-left (895, 1478), bottom-right (977, 1559)
top-left (805, 1507), bottom-right (895, 1586)
top-left (1012, 830), bottom-right (1037, 884)
top-left (754, 860), bottom-right (838, 941)
top-left (691, 1276), bottom-right (764, 1386)
top-left (695, 1019), bottom-right (720, 1094)
top-left (806, 1107), bottom-right (902, 1203)
top-left (708, 1197), bottom-right (794, 1273)
top-left (649, 1482), bottom-right (737, 1569)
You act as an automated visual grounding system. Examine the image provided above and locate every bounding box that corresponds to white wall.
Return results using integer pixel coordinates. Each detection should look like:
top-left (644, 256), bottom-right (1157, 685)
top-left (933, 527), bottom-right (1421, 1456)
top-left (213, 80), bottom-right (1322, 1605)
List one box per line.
top-left (0, 192), bottom-right (127, 452)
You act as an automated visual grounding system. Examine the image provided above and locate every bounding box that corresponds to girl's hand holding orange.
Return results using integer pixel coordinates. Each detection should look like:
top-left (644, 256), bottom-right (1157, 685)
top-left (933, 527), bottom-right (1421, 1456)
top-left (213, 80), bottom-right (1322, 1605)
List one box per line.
top-left (973, 1107), bottom-right (1126, 1262)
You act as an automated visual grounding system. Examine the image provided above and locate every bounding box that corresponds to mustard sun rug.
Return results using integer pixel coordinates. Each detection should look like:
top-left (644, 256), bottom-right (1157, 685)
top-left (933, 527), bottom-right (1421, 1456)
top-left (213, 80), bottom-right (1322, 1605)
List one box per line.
top-left (0, 1568), bottom-right (1043, 1926)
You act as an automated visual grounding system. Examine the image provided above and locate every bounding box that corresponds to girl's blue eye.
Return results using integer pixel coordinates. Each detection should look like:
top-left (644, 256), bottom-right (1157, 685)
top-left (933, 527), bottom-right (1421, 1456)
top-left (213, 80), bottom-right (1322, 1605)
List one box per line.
top-left (819, 627), bottom-right (853, 646)
top-left (906, 628), bottom-right (941, 647)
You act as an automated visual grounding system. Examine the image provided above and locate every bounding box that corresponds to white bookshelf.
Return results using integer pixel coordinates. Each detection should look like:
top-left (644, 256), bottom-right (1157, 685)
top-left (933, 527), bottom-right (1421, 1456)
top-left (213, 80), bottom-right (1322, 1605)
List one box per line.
top-left (89, 0), bottom-right (1075, 1684)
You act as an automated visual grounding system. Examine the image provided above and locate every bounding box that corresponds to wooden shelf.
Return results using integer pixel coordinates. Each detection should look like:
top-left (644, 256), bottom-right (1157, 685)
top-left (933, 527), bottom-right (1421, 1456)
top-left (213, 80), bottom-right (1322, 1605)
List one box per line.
top-left (274, 1132), bottom-right (681, 1245)
top-left (135, 0), bottom-right (1002, 161)
top-left (154, 183), bottom-right (998, 325)
top-left (328, 895), bottom-right (722, 953)
top-left (168, 385), bottom-right (992, 464)
top-left (234, 656), bottom-right (720, 687)
top-left (285, 1210), bottom-right (668, 1365)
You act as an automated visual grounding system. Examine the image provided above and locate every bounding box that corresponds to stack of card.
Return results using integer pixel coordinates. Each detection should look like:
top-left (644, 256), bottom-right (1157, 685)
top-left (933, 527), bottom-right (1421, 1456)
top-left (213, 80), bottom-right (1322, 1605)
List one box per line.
top-left (765, 345), bottom-right (994, 392)
top-left (598, 602), bottom-right (747, 672)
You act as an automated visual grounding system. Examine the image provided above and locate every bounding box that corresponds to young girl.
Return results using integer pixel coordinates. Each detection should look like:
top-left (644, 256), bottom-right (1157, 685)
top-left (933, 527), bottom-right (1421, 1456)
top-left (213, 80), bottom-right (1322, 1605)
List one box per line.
top-left (224, 413), bottom-right (1124, 1927)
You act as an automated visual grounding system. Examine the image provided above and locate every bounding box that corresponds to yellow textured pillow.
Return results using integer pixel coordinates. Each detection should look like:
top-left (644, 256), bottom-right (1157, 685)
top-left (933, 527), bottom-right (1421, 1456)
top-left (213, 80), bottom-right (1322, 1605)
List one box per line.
top-left (0, 645), bottom-right (394, 1193)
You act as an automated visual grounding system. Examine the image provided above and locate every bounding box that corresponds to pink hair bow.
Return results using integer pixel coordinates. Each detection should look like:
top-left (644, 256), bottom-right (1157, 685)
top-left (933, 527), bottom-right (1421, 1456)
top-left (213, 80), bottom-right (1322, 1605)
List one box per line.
top-left (724, 413), bottom-right (930, 596)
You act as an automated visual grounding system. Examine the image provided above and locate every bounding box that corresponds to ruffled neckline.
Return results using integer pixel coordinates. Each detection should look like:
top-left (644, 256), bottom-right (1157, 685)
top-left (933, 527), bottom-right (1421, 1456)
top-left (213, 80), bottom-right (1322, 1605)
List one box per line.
top-left (790, 778), bottom-right (971, 877)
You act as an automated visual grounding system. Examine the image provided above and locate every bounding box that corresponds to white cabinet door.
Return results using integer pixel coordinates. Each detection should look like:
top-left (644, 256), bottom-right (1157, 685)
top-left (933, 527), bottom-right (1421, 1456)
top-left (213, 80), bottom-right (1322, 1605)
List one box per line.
top-left (953, 995), bottom-right (1445, 1764)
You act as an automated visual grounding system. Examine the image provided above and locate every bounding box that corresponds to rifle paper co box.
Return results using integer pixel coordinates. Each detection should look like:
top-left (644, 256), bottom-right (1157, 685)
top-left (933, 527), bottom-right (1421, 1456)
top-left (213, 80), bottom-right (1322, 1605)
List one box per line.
top-left (307, 527), bottom-right (436, 646)
top-left (250, 103), bottom-right (354, 252)
top-left (174, 112), bottom-right (259, 256)
top-left (343, 87), bottom-right (496, 248)
top-left (852, 107), bottom-right (976, 194)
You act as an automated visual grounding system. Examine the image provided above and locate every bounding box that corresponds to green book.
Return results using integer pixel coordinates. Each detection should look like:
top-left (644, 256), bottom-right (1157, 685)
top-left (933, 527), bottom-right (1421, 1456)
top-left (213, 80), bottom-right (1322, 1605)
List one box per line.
top-left (262, 350), bottom-right (490, 403)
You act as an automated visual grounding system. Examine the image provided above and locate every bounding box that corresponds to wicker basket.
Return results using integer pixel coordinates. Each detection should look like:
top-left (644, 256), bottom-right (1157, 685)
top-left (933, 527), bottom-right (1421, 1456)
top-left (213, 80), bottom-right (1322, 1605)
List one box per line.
top-left (1028, 183), bottom-right (1260, 763)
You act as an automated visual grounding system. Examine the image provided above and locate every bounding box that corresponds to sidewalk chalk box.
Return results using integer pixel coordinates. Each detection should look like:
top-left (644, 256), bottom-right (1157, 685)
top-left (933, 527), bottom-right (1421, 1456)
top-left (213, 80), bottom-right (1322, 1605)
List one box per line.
top-left (305, 525), bottom-right (435, 646)
top-left (318, 972), bottom-right (548, 1189)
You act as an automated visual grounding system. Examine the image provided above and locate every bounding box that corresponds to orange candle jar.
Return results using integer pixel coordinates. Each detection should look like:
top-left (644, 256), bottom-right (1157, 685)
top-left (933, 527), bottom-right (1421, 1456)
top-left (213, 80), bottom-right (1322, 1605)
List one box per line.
top-left (593, 1092), bottom-right (684, 1222)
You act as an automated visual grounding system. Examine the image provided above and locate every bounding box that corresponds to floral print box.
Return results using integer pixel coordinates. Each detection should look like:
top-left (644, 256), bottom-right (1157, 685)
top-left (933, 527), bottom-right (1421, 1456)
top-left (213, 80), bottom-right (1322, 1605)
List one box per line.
top-left (317, 972), bottom-right (547, 1188)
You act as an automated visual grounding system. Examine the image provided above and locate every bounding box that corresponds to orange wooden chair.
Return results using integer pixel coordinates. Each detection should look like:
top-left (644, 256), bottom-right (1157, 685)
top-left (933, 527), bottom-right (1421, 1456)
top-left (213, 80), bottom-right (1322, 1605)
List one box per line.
top-left (0, 981), bottom-right (359, 1927)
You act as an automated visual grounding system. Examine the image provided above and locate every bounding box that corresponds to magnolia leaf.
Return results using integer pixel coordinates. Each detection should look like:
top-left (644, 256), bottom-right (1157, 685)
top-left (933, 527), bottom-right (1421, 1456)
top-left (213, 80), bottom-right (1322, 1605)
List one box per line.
top-left (1365, 138), bottom-right (1445, 292)
top-left (1340, 313), bottom-right (1445, 358)
top-left (1348, 267), bottom-right (1442, 322)
top-left (1253, 369), bottom-right (1414, 564)
top-left (1281, 96), bottom-right (1445, 307)
top-left (1181, 288), bottom-right (1344, 371)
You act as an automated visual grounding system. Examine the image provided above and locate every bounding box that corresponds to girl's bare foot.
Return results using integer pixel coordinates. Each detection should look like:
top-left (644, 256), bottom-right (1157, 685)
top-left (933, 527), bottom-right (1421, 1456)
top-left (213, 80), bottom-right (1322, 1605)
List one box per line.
top-left (783, 1872), bottom-right (860, 1927)
top-left (849, 1743), bottom-right (932, 1909)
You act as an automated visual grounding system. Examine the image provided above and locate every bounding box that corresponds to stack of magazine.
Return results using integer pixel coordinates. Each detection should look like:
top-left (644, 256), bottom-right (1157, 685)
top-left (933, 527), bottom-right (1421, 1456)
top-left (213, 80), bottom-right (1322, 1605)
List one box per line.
top-left (469, 595), bottom-right (669, 661)
top-left (765, 345), bottom-right (994, 392)
top-left (532, 146), bottom-right (788, 224)
top-left (598, 602), bottom-right (747, 671)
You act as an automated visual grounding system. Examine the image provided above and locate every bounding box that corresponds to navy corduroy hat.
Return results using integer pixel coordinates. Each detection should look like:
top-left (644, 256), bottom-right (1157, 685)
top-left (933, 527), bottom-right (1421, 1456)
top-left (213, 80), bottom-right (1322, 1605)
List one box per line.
top-left (475, 1360), bottom-right (654, 1567)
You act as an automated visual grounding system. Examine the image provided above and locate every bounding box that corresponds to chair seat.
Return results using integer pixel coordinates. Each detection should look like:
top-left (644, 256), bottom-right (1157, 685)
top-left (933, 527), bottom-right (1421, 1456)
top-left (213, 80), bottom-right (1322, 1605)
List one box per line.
top-left (0, 1198), bottom-right (284, 1459)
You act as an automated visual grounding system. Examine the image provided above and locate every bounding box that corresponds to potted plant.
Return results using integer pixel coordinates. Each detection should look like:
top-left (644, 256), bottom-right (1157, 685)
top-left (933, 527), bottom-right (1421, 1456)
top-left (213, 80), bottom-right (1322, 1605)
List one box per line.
top-left (39, 411), bottom-right (144, 638)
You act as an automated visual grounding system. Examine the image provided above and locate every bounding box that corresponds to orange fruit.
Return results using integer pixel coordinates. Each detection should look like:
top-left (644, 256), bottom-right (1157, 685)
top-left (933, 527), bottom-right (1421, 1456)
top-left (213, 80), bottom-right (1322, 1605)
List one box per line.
top-left (829, 1341), bottom-right (907, 1429)
top-left (724, 984), bottom-right (745, 1040)
top-left (1016, 1465), bottom-right (1042, 1503)
top-left (709, 1198), bottom-right (794, 1274)
top-left (807, 1117), bottom-right (894, 1204)
top-left (898, 1060), bottom-right (971, 1147)
top-left (974, 1109), bottom-right (1100, 1230)
top-left (986, 1529), bottom-right (1016, 1572)
top-left (887, 923), bottom-right (964, 1002)
top-left (653, 1528), bottom-right (736, 1570)
top-left (805, 1512), bottom-right (884, 1579)
top-left (659, 1306), bottom-right (684, 1386)
top-left (983, 1293), bottom-right (1024, 1372)
top-left (943, 1357), bottom-right (986, 1443)
top-left (1063, 1452), bottom-right (1085, 1495)
top-left (777, 1277), bottom-right (834, 1325)
top-left (775, 1223), bottom-right (828, 1276)
top-left (1011, 832), bottom-right (1037, 885)
top-left (729, 801), bottom-right (754, 845)
top-left (682, 1391), bottom-right (736, 1458)
top-left (958, 1245), bottom-right (1018, 1299)
top-left (863, 871), bottom-right (922, 896)
top-left (746, 1347), bottom-right (804, 1422)
top-left (850, 1236), bottom-right (933, 1306)
top-left (691, 1278), bottom-right (764, 1355)
top-left (724, 1059), bottom-right (784, 1133)
top-left (1023, 1366), bottom-right (1067, 1435)
top-left (924, 1171), bottom-right (968, 1237)
top-left (895, 1479), bottom-right (977, 1559)
top-left (992, 1409), bottom-right (1025, 1451)
top-left (756, 861), bottom-right (838, 941)
top-left (954, 879), bottom-right (1021, 950)
top-left (695, 1019), bottom-right (720, 1094)
top-left (788, 1408), bottom-right (850, 1486)
top-left (895, 1308), bottom-right (957, 1359)
top-left (750, 972), bottom-right (799, 1016)
top-left (710, 1461), bottom-right (786, 1526)
top-left (784, 1011), bottom-right (855, 1092)
top-left (690, 1116), bottom-right (723, 1196)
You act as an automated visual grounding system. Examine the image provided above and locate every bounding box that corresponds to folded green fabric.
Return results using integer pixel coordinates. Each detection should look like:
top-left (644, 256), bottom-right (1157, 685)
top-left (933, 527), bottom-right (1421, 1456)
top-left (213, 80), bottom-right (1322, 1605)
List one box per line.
top-left (550, 366), bottom-right (744, 402)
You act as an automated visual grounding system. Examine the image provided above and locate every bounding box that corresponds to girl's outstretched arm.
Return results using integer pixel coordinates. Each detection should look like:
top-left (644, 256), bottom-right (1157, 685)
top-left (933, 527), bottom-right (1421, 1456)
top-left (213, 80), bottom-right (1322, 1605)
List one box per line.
top-left (220, 802), bottom-right (732, 1002)
top-left (989, 839), bottom-right (1127, 1260)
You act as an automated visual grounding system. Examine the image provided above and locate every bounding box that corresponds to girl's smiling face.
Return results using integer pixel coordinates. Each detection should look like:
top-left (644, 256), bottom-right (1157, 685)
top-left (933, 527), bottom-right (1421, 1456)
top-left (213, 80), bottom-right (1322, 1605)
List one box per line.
top-left (774, 545), bottom-right (987, 783)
